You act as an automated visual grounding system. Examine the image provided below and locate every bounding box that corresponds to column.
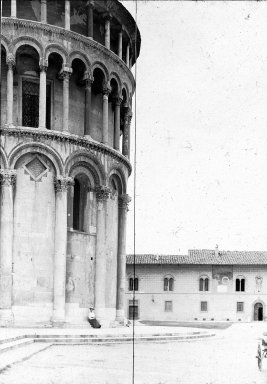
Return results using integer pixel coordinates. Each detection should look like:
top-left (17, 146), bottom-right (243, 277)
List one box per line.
top-left (11, 0), bottom-right (17, 18)
top-left (126, 44), bottom-right (130, 67)
top-left (122, 108), bottom-right (132, 158)
top-left (84, 71), bottom-right (94, 137)
top-left (116, 194), bottom-right (131, 322)
top-left (59, 67), bottom-right (72, 132)
top-left (102, 83), bottom-right (111, 145)
top-left (104, 16), bottom-right (111, 50)
top-left (65, 0), bottom-right (70, 30)
top-left (53, 176), bottom-right (74, 324)
top-left (41, 0), bottom-right (47, 23)
top-left (114, 96), bottom-right (122, 151)
top-left (95, 186), bottom-right (110, 321)
top-left (39, 59), bottom-right (48, 129)
top-left (118, 30), bottom-right (122, 59)
top-left (6, 55), bottom-right (15, 127)
top-left (87, 0), bottom-right (94, 38)
top-left (0, 170), bottom-right (16, 325)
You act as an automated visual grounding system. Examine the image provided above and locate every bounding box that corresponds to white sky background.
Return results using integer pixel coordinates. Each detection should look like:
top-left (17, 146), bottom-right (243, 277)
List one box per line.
top-left (121, 0), bottom-right (267, 255)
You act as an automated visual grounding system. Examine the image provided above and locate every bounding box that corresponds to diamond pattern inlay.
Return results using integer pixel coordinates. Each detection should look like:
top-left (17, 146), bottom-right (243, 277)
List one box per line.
top-left (25, 157), bottom-right (47, 180)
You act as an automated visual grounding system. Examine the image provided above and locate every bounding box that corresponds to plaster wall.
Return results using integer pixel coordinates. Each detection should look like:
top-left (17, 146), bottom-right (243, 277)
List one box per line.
top-left (126, 264), bottom-right (267, 322)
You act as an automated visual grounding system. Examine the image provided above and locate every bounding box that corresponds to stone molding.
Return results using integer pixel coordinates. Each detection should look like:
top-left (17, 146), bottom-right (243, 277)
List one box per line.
top-left (0, 126), bottom-right (131, 175)
top-left (0, 169), bottom-right (16, 186)
top-left (95, 185), bottom-right (111, 202)
top-left (118, 194), bottom-right (131, 211)
top-left (54, 176), bottom-right (74, 192)
top-left (2, 18), bottom-right (135, 89)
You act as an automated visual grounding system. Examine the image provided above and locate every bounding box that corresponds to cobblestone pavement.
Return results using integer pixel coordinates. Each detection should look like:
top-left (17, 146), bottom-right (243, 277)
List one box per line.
top-left (0, 324), bottom-right (267, 384)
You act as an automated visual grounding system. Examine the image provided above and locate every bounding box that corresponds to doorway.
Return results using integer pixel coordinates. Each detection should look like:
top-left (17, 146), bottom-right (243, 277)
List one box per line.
top-left (254, 302), bottom-right (264, 321)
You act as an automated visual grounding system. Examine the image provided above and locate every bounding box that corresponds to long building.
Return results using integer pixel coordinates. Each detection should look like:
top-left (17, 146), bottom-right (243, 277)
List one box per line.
top-left (126, 247), bottom-right (267, 322)
top-left (0, 0), bottom-right (140, 327)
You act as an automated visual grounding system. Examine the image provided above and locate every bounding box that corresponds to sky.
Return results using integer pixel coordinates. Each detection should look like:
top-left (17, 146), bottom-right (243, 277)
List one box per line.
top-left (122, 0), bottom-right (267, 255)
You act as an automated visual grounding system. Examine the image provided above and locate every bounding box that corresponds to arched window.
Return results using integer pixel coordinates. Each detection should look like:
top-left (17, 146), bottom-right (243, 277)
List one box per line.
top-left (129, 277), bottom-right (139, 291)
top-left (199, 276), bottom-right (209, 292)
top-left (236, 277), bottom-right (245, 292)
top-left (72, 174), bottom-right (89, 232)
top-left (163, 276), bottom-right (174, 291)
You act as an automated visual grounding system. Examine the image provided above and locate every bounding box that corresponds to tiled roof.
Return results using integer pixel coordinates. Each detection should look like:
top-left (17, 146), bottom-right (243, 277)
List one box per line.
top-left (126, 250), bottom-right (267, 265)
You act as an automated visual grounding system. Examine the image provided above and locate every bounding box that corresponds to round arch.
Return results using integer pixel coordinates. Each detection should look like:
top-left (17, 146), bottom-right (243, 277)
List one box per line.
top-left (252, 299), bottom-right (265, 321)
top-left (69, 51), bottom-right (91, 71)
top-left (65, 151), bottom-right (105, 186)
top-left (122, 83), bottom-right (130, 103)
top-left (45, 44), bottom-right (68, 65)
top-left (109, 72), bottom-right (122, 94)
top-left (11, 37), bottom-right (43, 58)
top-left (1, 35), bottom-right (9, 53)
top-left (8, 142), bottom-right (64, 176)
top-left (91, 61), bottom-right (109, 82)
top-left (0, 147), bottom-right (8, 169)
top-left (108, 167), bottom-right (127, 195)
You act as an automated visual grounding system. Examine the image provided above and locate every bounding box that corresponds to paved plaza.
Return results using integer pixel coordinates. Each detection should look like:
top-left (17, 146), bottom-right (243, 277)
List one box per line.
top-left (0, 324), bottom-right (266, 384)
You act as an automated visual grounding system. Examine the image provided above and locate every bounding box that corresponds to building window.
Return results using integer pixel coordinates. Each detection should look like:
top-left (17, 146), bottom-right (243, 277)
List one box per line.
top-left (236, 277), bottom-right (245, 292)
top-left (128, 300), bottom-right (139, 320)
top-left (237, 302), bottom-right (244, 312)
top-left (164, 276), bottom-right (174, 291)
top-left (199, 276), bottom-right (209, 291)
top-left (129, 277), bottom-right (139, 291)
top-left (22, 80), bottom-right (39, 127)
top-left (165, 301), bottom-right (173, 312)
top-left (201, 301), bottom-right (208, 312)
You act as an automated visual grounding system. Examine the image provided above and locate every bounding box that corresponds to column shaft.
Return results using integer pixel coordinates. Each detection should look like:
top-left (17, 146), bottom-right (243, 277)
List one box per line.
top-left (65, 0), bottom-right (70, 30)
top-left (122, 110), bottom-right (132, 158)
top-left (114, 97), bottom-right (122, 151)
top-left (126, 44), bottom-right (130, 67)
top-left (6, 57), bottom-right (15, 126)
top-left (53, 177), bottom-right (73, 324)
top-left (84, 75), bottom-right (93, 137)
top-left (41, 0), bottom-right (47, 23)
top-left (102, 85), bottom-right (110, 145)
top-left (118, 31), bottom-right (122, 59)
top-left (0, 170), bottom-right (16, 325)
top-left (39, 62), bottom-right (47, 129)
top-left (60, 68), bottom-right (72, 132)
top-left (104, 18), bottom-right (110, 49)
top-left (116, 195), bottom-right (130, 322)
top-left (11, 0), bottom-right (16, 18)
top-left (87, 3), bottom-right (94, 38)
top-left (95, 187), bottom-right (110, 321)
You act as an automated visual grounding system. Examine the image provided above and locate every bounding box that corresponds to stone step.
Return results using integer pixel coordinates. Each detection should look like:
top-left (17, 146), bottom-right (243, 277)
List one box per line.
top-left (33, 333), bottom-right (215, 344)
top-left (0, 343), bottom-right (52, 373)
top-left (0, 338), bottom-right (34, 354)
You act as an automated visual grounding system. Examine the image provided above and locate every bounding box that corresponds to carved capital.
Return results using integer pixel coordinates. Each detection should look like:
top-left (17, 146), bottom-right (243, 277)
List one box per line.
top-left (114, 96), bottom-right (123, 107)
top-left (102, 83), bottom-right (111, 96)
top-left (59, 67), bottom-right (72, 81)
top-left (119, 194), bottom-right (131, 211)
top-left (39, 58), bottom-right (48, 72)
top-left (95, 185), bottom-right (111, 202)
top-left (86, 0), bottom-right (94, 8)
top-left (0, 170), bottom-right (16, 186)
top-left (83, 71), bottom-right (94, 87)
top-left (6, 54), bottom-right (15, 70)
top-left (54, 176), bottom-right (74, 193)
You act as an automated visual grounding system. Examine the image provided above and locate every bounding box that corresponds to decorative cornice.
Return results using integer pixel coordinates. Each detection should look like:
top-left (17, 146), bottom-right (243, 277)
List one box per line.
top-left (0, 169), bottom-right (16, 186)
top-left (54, 176), bottom-right (74, 192)
top-left (95, 185), bottom-right (111, 202)
top-left (0, 126), bottom-right (132, 175)
top-left (2, 18), bottom-right (135, 90)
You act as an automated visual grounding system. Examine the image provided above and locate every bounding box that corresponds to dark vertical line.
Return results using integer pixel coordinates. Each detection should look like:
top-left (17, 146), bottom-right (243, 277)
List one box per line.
top-left (132, 1), bottom-right (138, 384)
top-left (0, 0), bottom-right (2, 140)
